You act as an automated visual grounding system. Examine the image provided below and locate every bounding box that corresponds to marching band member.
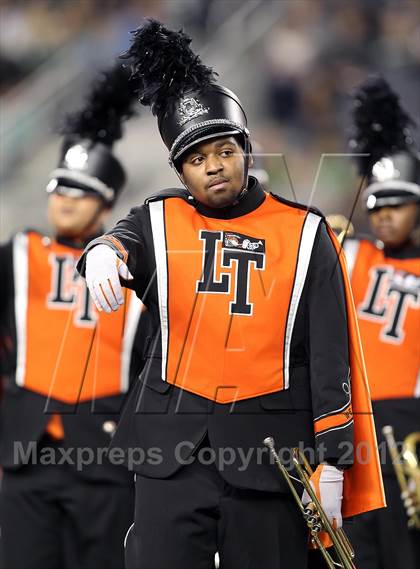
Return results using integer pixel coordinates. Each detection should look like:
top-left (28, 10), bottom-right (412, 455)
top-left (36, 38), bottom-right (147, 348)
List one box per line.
top-left (343, 76), bottom-right (420, 569)
top-left (0, 63), bottom-right (146, 569)
top-left (79, 21), bottom-right (384, 569)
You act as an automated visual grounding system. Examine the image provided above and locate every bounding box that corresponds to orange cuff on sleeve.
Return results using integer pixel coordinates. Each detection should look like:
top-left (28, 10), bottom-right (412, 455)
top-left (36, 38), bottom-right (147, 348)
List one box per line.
top-left (102, 235), bottom-right (129, 264)
top-left (314, 403), bottom-right (353, 435)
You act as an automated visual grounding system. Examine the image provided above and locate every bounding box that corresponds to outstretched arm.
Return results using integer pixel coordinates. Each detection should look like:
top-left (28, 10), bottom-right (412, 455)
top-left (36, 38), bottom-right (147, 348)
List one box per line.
top-left (76, 206), bottom-right (146, 312)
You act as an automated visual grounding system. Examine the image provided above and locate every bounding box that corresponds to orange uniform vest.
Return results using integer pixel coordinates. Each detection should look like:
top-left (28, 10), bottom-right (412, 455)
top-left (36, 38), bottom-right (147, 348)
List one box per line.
top-left (146, 196), bottom-right (385, 517)
top-left (12, 231), bottom-right (143, 404)
top-left (344, 239), bottom-right (420, 400)
top-left (149, 194), bottom-right (321, 404)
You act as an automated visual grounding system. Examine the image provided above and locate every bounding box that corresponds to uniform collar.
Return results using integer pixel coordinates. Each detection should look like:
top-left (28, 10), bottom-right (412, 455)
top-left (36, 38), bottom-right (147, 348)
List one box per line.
top-left (383, 241), bottom-right (420, 260)
top-left (55, 230), bottom-right (104, 250)
top-left (193, 176), bottom-right (266, 219)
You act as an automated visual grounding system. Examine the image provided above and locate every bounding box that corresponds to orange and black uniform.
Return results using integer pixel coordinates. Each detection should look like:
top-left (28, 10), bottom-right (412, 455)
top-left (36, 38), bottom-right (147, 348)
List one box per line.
top-left (78, 178), bottom-right (384, 569)
top-left (344, 237), bottom-right (420, 569)
top-left (0, 230), bottom-right (147, 569)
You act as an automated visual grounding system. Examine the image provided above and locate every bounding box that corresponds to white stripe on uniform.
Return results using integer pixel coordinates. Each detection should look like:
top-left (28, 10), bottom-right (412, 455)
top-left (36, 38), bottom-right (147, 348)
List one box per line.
top-left (149, 201), bottom-right (169, 382)
top-left (284, 212), bottom-right (321, 389)
top-left (13, 232), bottom-right (29, 386)
top-left (342, 239), bottom-right (360, 278)
top-left (120, 292), bottom-right (144, 392)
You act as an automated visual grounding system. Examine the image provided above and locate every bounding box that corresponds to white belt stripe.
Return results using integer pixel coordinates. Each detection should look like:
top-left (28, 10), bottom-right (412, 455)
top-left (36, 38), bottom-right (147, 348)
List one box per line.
top-left (13, 233), bottom-right (29, 386)
top-left (149, 201), bottom-right (169, 382)
top-left (284, 212), bottom-right (321, 389)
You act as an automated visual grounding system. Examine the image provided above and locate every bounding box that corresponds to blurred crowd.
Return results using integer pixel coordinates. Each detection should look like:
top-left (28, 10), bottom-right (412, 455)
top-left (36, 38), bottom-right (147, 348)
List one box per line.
top-left (1, 0), bottom-right (419, 229)
top-left (0, 0), bottom-right (162, 95)
top-left (260, 0), bottom-right (419, 219)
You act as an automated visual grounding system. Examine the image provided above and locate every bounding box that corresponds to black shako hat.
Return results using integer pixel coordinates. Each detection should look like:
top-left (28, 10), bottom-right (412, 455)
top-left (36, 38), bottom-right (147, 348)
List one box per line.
top-left (121, 19), bottom-right (250, 169)
top-left (350, 76), bottom-right (420, 211)
top-left (160, 84), bottom-right (249, 164)
top-left (47, 63), bottom-right (138, 205)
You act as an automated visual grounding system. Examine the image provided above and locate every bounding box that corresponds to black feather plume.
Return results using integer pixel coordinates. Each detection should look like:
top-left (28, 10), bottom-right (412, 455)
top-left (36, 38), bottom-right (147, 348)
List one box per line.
top-left (349, 76), bottom-right (416, 175)
top-left (121, 19), bottom-right (217, 116)
top-left (60, 63), bottom-right (138, 146)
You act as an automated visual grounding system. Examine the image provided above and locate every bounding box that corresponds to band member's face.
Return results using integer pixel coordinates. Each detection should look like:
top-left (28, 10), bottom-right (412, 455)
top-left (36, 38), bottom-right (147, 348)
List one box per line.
top-left (181, 136), bottom-right (251, 209)
top-left (368, 202), bottom-right (418, 248)
top-left (47, 193), bottom-right (109, 238)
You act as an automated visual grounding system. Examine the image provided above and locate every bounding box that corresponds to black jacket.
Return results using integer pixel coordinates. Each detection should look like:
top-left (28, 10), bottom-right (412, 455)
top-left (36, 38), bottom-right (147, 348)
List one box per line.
top-left (78, 179), bottom-right (354, 491)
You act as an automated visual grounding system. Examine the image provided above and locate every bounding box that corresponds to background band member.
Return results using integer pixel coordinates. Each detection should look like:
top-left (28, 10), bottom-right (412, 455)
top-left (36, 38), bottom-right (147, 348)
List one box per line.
top-left (0, 63), bottom-right (146, 569)
top-left (78, 21), bottom-right (384, 569)
top-left (343, 76), bottom-right (420, 569)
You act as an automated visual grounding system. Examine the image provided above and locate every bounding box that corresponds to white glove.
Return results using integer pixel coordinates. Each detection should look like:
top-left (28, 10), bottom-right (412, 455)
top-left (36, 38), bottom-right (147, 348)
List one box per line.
top-left (85, 244), bottom-right (133, 313)
top-left (301, 463), bottom-right (344, 528)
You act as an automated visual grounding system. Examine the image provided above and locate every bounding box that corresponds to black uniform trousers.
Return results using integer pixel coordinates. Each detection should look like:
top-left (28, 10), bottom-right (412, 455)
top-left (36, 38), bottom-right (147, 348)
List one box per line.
top-left (125, 438), bottom-right (308, 569)
top-left (0, 438), bottom-right (134, 569)
top-left (345, 474), bottom-right (420, 569)
top-left (344, 398), bottom-right (420, 569)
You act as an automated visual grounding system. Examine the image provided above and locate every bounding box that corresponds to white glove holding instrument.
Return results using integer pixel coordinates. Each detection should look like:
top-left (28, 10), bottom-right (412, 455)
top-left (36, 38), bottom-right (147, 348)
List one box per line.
top-left (301, 463), bottom-right (344, 528)
top-left (85, 244), bottom-right (133, 313)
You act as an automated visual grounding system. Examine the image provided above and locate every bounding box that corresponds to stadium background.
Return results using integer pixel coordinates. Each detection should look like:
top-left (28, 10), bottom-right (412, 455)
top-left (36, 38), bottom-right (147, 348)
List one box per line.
top-left (1, 0), bottom-right (419, 239)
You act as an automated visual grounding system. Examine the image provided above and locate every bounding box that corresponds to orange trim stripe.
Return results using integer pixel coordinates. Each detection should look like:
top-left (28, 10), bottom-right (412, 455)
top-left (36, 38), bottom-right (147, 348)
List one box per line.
top-left (327, 226), bottom-right (385, 518)
top-left (314, 402), bottom-right (353, 434)
top-left (311, 464), bottom-right (323, 501)
top-left (103, 235), bottom-right (128, 264)
top-left (45, 414), bottom-right (64, 440)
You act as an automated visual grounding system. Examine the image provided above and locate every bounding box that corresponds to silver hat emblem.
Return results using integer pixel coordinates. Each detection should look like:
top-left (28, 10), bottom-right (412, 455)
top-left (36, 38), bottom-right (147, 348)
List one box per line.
top-left (372, 157), bottom-right (400, 182)
top-left (64, 144), bottom-right (89, 170)
top-left (177, 97), bottom-right (209, 126)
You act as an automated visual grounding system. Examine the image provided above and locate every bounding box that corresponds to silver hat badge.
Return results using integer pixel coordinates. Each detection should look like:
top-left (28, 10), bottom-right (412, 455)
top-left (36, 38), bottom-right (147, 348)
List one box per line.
top-left (177, 97), bottom-right (209, 126)
top-left (64, 144), bottom-right (89, 170)
top-left (372, 157), bottom-right (401, 182)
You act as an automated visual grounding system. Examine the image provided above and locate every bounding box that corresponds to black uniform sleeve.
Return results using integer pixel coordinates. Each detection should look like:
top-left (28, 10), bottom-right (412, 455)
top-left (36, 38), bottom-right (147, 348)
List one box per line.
top-left (306, 221), bottom-right (354, 467)
top-left (0, 240), bottom-right (14, 378)
top-left (76, 206), bottom-right (146, 280)
top-left (0, 240), bottom-right (13, 326)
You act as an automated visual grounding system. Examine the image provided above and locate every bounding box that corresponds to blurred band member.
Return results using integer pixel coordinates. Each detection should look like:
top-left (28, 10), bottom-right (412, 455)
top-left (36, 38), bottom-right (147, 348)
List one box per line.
top-left (344, 77), bottom-right (420, 569)
top-left (0, 64), bottom-right (146, 569)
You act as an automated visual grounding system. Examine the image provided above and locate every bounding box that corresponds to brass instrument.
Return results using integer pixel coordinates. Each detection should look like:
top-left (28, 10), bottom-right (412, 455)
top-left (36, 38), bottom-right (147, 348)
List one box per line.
top-left (263, 437), bottom-right (356, 569)
top-left (382, 426), bottom-right (420, 529)
top-left (326, 215), bottom-right (355, 244)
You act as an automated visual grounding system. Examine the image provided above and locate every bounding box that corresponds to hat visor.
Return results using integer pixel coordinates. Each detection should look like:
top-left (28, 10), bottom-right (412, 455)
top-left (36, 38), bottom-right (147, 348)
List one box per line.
top-left (48, 169), bottom-right (115, 202)
top-left (172, 123), bottom-right (246, 164)
top-left (47, 181), bottom-right (102, 200)
top-left (363, 180), bottom-right (420, 199)
top-left (366, 194), bottom-right (419, 210)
